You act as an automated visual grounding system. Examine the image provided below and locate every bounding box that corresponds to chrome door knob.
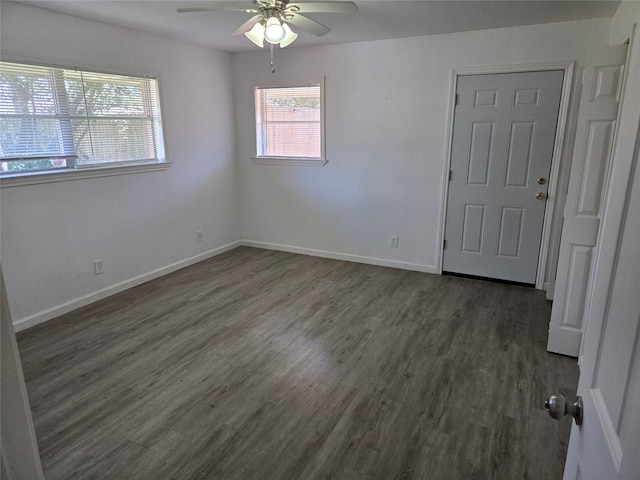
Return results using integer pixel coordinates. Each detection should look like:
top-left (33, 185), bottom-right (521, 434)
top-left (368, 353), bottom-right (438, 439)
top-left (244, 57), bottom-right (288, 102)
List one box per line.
top-left (545, 394), bottom-right (583, 426)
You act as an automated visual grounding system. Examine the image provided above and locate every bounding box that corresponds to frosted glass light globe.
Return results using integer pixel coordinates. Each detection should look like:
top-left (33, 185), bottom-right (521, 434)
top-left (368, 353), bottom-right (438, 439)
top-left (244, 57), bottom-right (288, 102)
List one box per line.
top-left (264, 17), bottom-right (286, 44)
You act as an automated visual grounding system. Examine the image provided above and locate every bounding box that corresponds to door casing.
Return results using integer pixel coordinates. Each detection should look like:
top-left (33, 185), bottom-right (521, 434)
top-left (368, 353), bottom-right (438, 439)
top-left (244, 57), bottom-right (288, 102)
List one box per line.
top-left (438, 62), bottom-right (575, 289)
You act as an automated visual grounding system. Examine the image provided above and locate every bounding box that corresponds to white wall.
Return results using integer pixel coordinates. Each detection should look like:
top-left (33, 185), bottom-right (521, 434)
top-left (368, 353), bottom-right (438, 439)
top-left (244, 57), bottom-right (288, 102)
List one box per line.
top-left (233, 18), bottom-right (611, 274)
top-left (0, 2), bottom-right (240, 330)
top-left (610, 1), bottom-right (640, 44)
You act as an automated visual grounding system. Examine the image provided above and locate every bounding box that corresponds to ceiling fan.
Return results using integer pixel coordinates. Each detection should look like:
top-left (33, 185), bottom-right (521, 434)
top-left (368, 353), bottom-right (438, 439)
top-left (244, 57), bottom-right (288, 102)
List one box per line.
top-left (178, 0), bottom-right (358, 48)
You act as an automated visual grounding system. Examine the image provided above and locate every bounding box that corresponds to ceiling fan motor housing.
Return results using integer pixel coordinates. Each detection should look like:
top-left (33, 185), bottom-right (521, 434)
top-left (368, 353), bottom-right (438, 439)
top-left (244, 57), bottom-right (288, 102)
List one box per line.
top-left (256, 0), bottom-right (298, 21)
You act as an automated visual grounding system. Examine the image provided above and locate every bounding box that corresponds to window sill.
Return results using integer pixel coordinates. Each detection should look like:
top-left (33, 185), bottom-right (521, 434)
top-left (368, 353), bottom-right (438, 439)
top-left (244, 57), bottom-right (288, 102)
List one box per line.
top-left (252, 157), bottom-right (328, 167)
top-left (0, 162), bottom-right (171, 188)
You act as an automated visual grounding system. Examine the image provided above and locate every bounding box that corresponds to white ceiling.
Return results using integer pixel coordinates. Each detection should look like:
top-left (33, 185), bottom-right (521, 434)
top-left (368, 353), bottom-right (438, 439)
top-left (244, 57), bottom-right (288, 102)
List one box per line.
top-left (13, 0), bottom-right (621, 52)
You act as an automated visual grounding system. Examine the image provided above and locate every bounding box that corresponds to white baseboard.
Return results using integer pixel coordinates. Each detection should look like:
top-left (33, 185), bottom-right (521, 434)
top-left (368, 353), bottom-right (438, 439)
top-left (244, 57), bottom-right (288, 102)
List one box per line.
top-left (13, 240), bottom-right (242, 332)
top-left (241, 240), bottom-right (437, 274)
top-left (13, 239), bottom-right (437, 332)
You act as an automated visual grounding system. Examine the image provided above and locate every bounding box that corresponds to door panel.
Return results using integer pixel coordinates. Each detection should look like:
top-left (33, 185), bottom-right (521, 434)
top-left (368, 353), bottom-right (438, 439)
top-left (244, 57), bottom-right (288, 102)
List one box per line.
top-left (514, 88), bottom-right (539, 106)
top-left (547, 45), bottom-right (628, 356)
top-left (468, 122), bottom-right (493, 184)
top-left (577, 120), bottom-right (615, 215)
top-left (505, 122), bottom-right (534, 187)
top-left (461, 204), bottom-right (485, 253)
top-left (563, 246), bottom-right (592, 328)
top-left (497, 207), bottom-right (524, 257)
top-left (444, 70), bottom-right (564, 284)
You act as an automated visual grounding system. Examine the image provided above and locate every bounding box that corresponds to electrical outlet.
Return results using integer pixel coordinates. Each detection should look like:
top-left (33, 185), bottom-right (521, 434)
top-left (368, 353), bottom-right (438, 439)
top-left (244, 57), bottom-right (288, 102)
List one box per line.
top-left (196, 230), bottom-right (203, 243)
top-left (94, 259), bottom-right (104, 275)
top-left (391, 236), bottom-right (399, 248)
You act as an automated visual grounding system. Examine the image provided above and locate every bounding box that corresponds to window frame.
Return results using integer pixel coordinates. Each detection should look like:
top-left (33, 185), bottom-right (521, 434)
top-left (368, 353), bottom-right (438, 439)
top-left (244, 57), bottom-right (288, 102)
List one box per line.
top-left (252, 78), bottom-right (327, 167)
top-left (0, 56), bottom-right (170, 188)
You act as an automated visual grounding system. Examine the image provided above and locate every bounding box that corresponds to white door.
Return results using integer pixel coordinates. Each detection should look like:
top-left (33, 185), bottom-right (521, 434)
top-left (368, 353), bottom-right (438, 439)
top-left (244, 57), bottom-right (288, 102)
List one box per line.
top-left (562, 27), bottom-right (640, 479)
top-left (444, 71), bottom-right (564, 284)
top-left (547, 45), bottom-right (628, 357)
top-left (1, 268), bottom-right (45, 479)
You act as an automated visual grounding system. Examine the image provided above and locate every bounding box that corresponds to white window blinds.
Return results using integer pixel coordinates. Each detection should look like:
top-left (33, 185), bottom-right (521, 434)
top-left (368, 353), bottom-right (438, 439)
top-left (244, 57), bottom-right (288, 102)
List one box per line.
top-left (0, 61), bottom-right (164, 174)
top-left (254, 84), bottom-right (322, 159)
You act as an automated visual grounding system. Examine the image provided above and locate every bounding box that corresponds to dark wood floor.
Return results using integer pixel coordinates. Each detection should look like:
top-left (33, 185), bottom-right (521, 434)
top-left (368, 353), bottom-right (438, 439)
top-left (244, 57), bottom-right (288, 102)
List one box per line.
top-left (17, 247), bottom-right (578, 480)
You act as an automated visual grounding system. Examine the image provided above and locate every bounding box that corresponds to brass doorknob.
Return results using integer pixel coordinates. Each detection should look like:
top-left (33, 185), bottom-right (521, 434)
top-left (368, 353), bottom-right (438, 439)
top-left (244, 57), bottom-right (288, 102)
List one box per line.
top-left (538, 177), bottom-right (547, 185)
top-left (545, 394), bottom-right (583, 426)
top-left (536, 192), bottom-right (546, 200)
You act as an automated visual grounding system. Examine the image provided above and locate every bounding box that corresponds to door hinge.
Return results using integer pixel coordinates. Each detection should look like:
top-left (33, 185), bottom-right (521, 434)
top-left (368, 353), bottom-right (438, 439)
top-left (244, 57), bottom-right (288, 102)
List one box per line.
top-left (443, 239), bottom-right (447, 249)
top-left (449, 169), bottom-right (452, 181)
top-left (455, 94), bottom-right (459, 106)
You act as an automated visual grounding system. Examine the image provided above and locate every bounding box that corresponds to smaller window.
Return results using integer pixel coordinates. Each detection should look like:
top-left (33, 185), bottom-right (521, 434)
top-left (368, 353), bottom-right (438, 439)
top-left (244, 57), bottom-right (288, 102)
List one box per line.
top-left (254, 82), bottom-right (325, 165)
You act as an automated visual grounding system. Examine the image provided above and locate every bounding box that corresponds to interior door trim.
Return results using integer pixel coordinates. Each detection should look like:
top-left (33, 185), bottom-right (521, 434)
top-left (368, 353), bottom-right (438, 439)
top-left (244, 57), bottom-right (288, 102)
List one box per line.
top-left (437, 61), bottom-right (576, 290)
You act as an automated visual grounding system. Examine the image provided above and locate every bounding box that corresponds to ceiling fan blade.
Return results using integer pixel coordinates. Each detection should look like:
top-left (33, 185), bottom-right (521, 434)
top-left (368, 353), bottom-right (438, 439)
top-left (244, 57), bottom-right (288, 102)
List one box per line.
top-left (177, 6), bottom-right (258, 13)
top-left (232, 14), bottom-right (263, 35)
top-left (287, 1), bottom-right (357, 14)
top-left (286, 13), bottom-right (331, 37)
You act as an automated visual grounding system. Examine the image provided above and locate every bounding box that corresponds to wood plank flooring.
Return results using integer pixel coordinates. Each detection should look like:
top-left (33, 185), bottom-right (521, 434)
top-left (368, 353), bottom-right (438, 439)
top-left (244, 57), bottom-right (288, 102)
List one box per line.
top-left (16, 247), bottom-right (579, 479)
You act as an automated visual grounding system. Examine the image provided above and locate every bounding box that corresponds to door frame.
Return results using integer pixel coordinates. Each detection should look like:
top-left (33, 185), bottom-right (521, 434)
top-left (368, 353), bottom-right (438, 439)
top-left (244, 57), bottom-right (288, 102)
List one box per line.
top-left (437, 62), bottom-right (575, 289)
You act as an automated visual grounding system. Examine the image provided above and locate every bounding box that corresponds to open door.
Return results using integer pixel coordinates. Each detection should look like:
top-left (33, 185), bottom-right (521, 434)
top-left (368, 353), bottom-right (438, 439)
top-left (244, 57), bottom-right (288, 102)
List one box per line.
top-left (1, 267), bottom-right (45, 479)
top-left (549, 27), bottom-right (640, 479)
top-left (547, 44), bottom-right (628, 357)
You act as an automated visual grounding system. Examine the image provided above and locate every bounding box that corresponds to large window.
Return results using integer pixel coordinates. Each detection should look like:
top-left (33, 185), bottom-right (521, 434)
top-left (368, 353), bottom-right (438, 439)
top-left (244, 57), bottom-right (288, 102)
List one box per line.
top-left (254, 82), bottom-right (325, 165)
top-left (0, 60), bottom-right (165, 177)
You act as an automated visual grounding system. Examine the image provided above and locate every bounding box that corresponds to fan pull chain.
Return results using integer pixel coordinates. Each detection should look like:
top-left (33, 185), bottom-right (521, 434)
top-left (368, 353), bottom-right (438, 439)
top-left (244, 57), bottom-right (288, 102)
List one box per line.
top-left (270, 43), bottom-right (276, 73)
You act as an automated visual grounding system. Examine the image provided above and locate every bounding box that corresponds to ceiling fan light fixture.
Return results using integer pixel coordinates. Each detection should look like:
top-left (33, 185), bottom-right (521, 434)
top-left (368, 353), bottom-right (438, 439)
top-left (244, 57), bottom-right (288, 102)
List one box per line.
top-left (245, 22), bottom-right (265, 48)
top-left (179, 1), bottom-right (359, 51)
top-left (264, 16), bottom-right (286, 44)
top-left (279, 22), bottom-right (298, 48)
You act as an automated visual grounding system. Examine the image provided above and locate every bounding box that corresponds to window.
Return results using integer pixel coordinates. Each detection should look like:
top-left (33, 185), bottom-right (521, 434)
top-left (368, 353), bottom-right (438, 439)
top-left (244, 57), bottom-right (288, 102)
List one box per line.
top-left (254, 82), bottom-right (326, 166)
top-left (0, 60), bottom-right (165, 178)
